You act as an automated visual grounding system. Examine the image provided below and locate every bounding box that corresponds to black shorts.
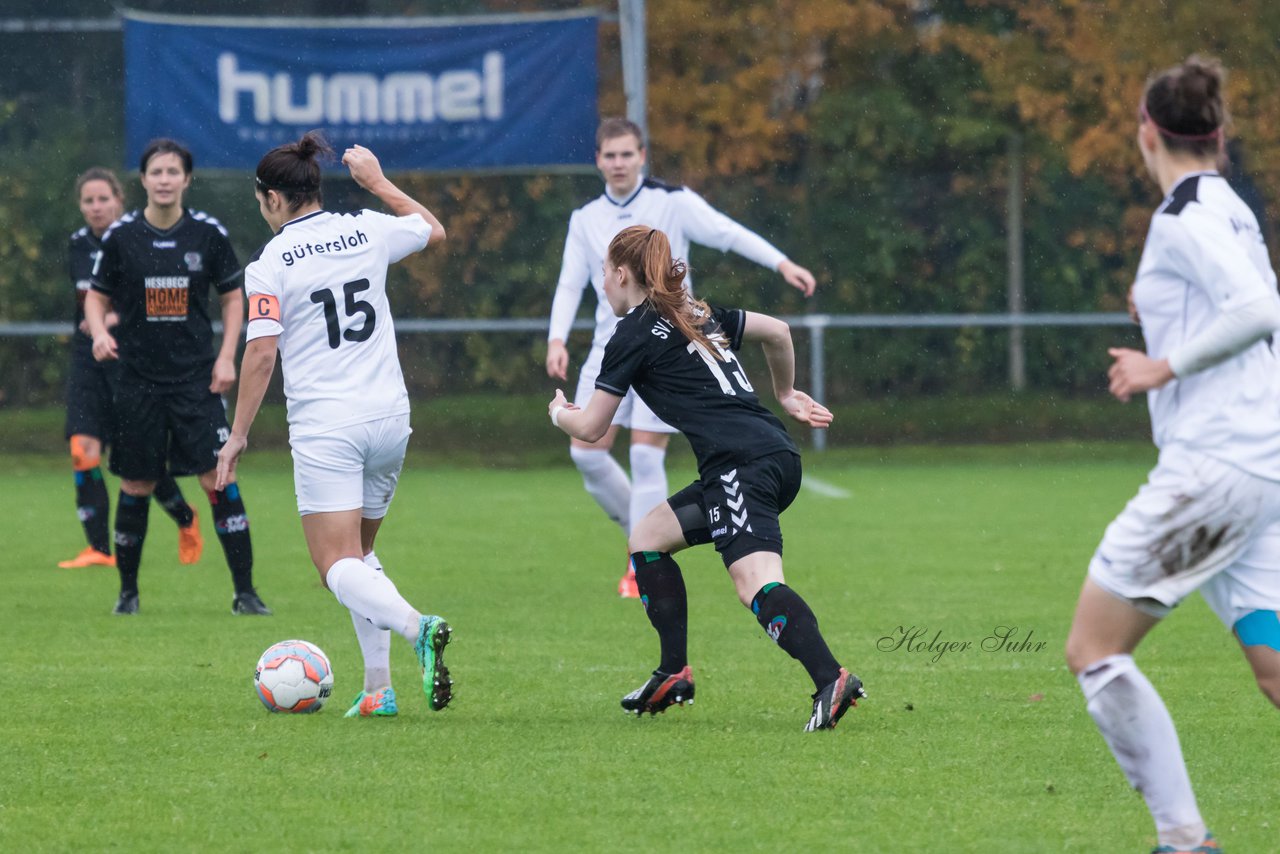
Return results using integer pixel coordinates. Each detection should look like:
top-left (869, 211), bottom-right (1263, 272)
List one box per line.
top-left (64, 344), bottom-right (121, 441)
top-left (110, 376), bottom-right (229, 480)
top-left (668, 450), bottom-right (802, 567)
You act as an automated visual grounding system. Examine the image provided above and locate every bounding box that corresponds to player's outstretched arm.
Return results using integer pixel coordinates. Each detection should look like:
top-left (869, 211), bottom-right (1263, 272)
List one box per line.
top-left (547, 388), bottom-right (622, 443)
top-left (741, 311), bottom-right (833, 429)
top-left (678, 189), bottom-right (816, 296)
top-left (342, 144), bottom-right (446, 246)
top-left (216, 336), bottom-right (278, 490)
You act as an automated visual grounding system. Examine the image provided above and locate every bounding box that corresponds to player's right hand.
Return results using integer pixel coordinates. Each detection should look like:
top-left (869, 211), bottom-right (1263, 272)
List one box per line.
top-left (546, 339), bottom-right (569, 380)
top-left (1107, 347), bottom-right (1173, 403)
top-left (91, 333), bottom-right (118, 362)
top-left (215, 434), bottom-right (247, 491)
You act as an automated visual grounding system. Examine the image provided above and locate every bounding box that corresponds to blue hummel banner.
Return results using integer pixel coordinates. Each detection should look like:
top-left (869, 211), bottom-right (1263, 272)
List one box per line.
top-left (123, 10), bottom-right (599, 172)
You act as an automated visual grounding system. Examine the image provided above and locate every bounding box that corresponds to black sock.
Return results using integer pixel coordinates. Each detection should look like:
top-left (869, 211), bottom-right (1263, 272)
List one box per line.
top-left (75, 468), bottom-right (112, 554)
top-left (153, 475), bottom-right (194, 527)
top-left (631, 551), bottom-right (688, 674)
top-left (114, 492), bottom-right (150, 595)
top-left (209, 484), bottom-right (254, 594)
top-left (751, 582), bottom-right (841, 690)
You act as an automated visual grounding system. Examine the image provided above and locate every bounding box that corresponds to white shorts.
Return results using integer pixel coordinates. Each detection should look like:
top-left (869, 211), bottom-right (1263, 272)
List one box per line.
top-left (576, 342), bottom-right (677, 434)
top-left (1089, 445), bottom-right (1280, 625)
top-left (290, 413), bottom-right (411, 518)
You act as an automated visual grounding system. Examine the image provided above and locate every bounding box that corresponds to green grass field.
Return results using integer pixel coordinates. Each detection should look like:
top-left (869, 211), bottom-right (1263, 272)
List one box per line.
top-left (1, 443), bottom-right (1275, 852)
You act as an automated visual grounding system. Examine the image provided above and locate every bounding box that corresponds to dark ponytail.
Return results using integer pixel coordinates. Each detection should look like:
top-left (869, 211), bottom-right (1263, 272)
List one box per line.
top-left (1142, 55), bottom-right (1227, 158)
top-left (255, 129), bottom-right (332, 212)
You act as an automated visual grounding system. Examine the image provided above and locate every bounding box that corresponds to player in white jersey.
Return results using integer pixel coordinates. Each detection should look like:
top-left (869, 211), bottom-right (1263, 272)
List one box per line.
top-left (547, 118), bottom-right (817, 597)
top-left (1064, 57), bottom-right (1280, 854)
top-left (215, 132), bottom-right (453, 719)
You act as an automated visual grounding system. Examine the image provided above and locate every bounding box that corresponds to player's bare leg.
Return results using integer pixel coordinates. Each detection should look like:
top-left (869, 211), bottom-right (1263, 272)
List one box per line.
top-left (569, 425), bottom-right (636, 594)
top-left (306, 511), bottom-right (451, 711)
top-left (343, 516), bottom-right (398, 715)
top-left (622, 501), bottom-right (693, 713)
top-left (1066, 579), bottom-right (1208, 850)
top-left (627, 430), bottom-right (670, 594)
top-left (1235, 610), bottom-right (1280, 707)
top-left (569, 426), bottom-right (630, 530)
top-left (197, 469), bottom-right (266, 614)
top-left (60, 434), bottom-right (115, 568)
top-left (110, 477), bottom-right (156, 614)
top-left (727, 552), bottom-right (862, 730)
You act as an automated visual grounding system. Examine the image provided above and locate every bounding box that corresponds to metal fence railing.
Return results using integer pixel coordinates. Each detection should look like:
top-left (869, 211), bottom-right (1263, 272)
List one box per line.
top-left (1, 312), bottom-right (1133, 449)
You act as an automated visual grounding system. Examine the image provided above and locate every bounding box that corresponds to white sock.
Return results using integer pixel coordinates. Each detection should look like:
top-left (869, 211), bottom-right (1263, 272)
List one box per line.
top-left (628, 444), bottom-right (668, 533)
top-left (326, 557), bottom-right (420, 644)
top-left (347, 551), bottom-right (392, 692)
top-left (570, 446), bottom-right (631, 533)
top-left (1077, 654), bottom-right (1206, 846)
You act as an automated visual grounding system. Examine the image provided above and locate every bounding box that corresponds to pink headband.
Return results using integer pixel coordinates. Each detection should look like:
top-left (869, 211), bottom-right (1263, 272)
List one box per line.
top-left (1140, 99), bottom-right (1223, 141)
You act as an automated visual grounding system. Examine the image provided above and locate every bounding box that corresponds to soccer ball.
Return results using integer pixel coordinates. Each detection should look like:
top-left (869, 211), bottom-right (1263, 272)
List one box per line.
top-left (254, 640), bottom-right (334, 713)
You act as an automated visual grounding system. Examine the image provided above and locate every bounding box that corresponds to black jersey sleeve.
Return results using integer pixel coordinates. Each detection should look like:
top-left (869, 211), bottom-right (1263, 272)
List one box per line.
top-left (209, 230), bottom-right (242, 293)
top-left (710, 305), bottom-right (747, 350)
top-left (596, 315), bottom-right (648, 397)
top-left (89, 231), bottom-right (120, 297)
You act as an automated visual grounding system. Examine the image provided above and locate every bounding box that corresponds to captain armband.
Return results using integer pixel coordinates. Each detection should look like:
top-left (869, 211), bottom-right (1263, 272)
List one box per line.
top-left (248, 294), bottom-right (281, 323)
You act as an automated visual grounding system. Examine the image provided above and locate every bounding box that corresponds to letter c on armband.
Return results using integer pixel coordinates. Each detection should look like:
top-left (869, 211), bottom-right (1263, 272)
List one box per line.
top-left (251, 294), bottom-right (281, 323)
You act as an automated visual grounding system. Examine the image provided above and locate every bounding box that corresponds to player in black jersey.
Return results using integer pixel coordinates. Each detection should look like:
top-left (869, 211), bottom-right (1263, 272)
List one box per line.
top-left (84, 139), bottom-right (270, 617)
top-left (548, 225), bottom-right (864, 731)
top-left (59, 169), bottom-right (203, 570)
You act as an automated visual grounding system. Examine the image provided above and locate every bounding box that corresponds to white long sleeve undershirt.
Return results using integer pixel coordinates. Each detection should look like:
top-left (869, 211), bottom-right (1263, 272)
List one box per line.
top-left (1168, 295), bottom-right (1280, 377)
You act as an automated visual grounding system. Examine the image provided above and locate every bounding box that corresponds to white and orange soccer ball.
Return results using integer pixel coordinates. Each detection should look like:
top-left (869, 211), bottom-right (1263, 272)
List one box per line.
top-left (254, 640), bottom-right (334, 713)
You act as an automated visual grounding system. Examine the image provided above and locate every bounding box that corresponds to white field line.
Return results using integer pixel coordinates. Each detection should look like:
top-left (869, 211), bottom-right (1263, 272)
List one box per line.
top-left (802, 475), bottom-right (851, 499)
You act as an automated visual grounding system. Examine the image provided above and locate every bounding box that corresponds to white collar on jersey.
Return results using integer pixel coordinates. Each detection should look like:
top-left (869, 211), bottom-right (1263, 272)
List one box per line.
top-left (604, 178), bottom-right (645, 207)
top-left (1166, 169), bottom-right (1220, 198)
top-left (276, 209), bottom-right (327, 236)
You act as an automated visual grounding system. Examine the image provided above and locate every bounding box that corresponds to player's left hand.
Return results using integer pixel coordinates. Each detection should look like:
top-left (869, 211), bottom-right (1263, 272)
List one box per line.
top-left (548, 389), bottom-right (580, 428)
top-left (1107, 347), bottom-right (1174, 402)
top-left (779, 389), bottom-right (833, 428)
top-left (210, 356), bottom-right (237, 394)
top-left (778, 260), bottom-right (817, 297)
top-left (1126, 285), bottom-right (1140, 325)
top-left (91, 332), bottom-right (118, 362)
top-left (342, 145), bottom-right (385, 191)
top-left (215, 434), bottom-right (246, 492)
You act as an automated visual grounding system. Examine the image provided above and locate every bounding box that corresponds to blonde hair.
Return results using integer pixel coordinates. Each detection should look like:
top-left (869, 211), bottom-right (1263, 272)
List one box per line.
top-left (607, 225), bottom-right (725, 359)
top-left (596, 117), bottom-right (644, 150)
top-left (75, 167), bottom-right (124, 202)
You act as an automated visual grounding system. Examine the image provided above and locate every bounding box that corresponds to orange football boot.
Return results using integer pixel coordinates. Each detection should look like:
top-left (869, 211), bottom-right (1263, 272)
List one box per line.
top-left (57, 547), bottom-right (115, 568)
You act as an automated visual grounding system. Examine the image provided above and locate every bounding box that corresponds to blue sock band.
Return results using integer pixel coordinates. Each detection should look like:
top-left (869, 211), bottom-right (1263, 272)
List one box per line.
top-left (1235, 610), bottom-right (1280, 652)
